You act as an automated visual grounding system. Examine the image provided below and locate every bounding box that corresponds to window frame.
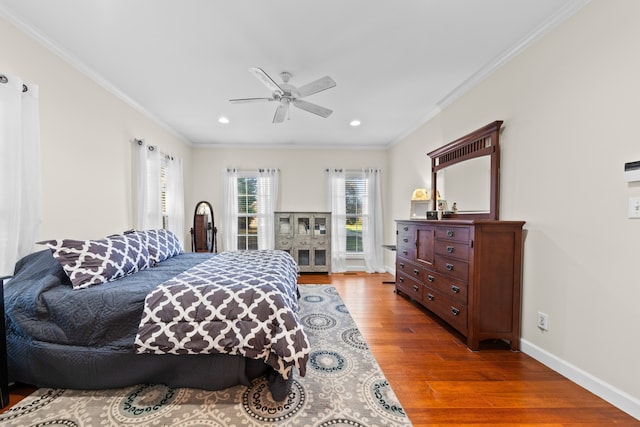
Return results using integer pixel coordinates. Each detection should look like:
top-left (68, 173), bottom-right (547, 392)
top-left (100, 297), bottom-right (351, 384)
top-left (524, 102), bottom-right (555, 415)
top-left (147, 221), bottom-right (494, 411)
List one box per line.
top-left (344, 172), bottom-right (367, 257)
top-left (235, 174), bottom-right (259, 250)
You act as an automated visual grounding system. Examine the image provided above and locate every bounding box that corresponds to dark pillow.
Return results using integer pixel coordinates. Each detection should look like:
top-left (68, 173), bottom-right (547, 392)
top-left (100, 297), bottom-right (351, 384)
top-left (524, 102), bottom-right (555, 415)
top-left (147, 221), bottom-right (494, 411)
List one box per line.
top-left (135, 229), bottom-right (183, 264)
top-left (44, 233), bottom-right (150, 289)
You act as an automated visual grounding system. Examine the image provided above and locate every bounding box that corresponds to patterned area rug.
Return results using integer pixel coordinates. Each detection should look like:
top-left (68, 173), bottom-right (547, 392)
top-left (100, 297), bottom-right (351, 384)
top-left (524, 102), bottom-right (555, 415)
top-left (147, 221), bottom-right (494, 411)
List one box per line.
top-left (0, 285), bottom-right (412, 427)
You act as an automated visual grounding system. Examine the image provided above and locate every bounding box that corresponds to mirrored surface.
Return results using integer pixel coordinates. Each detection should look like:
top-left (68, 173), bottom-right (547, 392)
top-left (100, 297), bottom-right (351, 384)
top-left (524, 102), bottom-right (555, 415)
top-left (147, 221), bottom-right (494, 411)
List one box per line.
top-left (192, 201), bottom-right (217, 252)
top-left (436, 156), bottom-right (491, 213)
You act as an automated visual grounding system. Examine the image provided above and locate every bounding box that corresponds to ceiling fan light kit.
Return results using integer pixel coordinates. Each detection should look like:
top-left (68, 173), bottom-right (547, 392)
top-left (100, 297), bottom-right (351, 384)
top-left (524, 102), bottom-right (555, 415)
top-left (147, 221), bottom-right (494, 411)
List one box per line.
top-left (230, 67), bottom-right (336, 123)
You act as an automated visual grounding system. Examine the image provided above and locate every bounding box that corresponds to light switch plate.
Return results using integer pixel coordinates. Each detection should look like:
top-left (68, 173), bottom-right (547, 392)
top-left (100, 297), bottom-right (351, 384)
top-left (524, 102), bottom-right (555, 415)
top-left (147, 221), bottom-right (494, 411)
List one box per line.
top-left (629, 197), bottom-right (640, 218)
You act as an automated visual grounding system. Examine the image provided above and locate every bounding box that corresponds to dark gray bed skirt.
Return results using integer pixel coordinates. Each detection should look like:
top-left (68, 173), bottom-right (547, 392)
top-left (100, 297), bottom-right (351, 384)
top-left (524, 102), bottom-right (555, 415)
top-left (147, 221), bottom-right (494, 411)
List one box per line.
top-left (7, 337), bottom-right (292, 399)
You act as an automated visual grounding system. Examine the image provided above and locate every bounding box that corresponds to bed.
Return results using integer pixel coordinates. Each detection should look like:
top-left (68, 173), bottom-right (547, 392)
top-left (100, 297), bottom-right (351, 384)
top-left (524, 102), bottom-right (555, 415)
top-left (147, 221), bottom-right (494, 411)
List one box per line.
top-left (2, 229), bottom-right (309, 401)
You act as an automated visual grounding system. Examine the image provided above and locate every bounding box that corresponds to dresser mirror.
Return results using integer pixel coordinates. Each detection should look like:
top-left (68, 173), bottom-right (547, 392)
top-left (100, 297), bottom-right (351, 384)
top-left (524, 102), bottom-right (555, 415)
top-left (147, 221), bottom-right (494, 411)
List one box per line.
top-left (191, 201), bottom-right (217, 252)
top-left (427, 120), bottom-right (502, 220)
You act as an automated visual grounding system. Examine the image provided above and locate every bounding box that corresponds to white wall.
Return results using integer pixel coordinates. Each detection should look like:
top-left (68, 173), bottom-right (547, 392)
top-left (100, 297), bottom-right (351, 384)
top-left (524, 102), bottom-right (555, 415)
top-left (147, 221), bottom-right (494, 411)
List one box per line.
top-left (389, 0), bottom-right (640, 417)
top-left (188, 146), bottom-right (388, 263)
top-left (1, 15), bottom-right (192, 243)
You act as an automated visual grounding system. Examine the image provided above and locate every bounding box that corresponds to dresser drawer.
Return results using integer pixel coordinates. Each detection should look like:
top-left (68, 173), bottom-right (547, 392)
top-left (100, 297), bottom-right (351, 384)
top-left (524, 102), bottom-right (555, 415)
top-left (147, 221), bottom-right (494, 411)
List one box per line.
top-left (396, 236), bottom-right (416, 260)
top-left (396, 259), bottom-right (422, 279)
top-left (435, 225), bottom-right (470, 243)
top-left (396, 273), bottom-right (423, 300)
top-left (276, 238), bottom-right (292, 249)
top-left (422, 287), bottom-right (468, 335)
top-left (421, 270), bottom-right (467, 305)
top-left (397, 223), bottom-right (415, 237)
top-left (434, 256), bottom-right (469, 281)
top-left (434, 240), bottom-right (470, 260)
top-left (312, 238), bottom-right (329, 248)
top-left (293, 236), bottom-right (311, 247)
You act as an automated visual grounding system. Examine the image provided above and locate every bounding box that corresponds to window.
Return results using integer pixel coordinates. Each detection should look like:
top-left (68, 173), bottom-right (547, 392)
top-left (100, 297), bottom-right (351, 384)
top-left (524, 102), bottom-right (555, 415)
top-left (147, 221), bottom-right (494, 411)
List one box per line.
top-left (160, 155), bottom-right (168, 229)
top-left (326, 168), bottom-right (385, 273)
top-left (345, 174), bottom-right (366, 254)
top-left (223, 168), bottom-right (279, 252)
top-left (236, 176), bottom-right (258, 250)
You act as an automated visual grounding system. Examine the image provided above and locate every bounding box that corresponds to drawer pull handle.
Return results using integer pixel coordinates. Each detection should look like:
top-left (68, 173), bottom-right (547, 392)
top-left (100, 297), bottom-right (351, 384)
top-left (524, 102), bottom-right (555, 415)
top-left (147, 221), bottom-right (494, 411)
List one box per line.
top-left (446, 230), bottom-right (454, 237)
top-left (403, 250), bottom-right (408, 256)
top-left (413, 269), bottom-right (420, 276)
top-left (446, 246), bottom-right (454, 253)
top-left (403, 226), bottom-right (409, 231)
top-left (451, 307), bottom-right (460, 316)
top-left (427, 293), bottom-right (435, 301)
top-left (403, 238), bottom-right (408, 243)
top-left (451, 285), bottom-right (460, 294)
top-left (413, 285), bottom-right (419, 292)
top-left (427, 275), bottom-right (434, 282)
top-left (399, 262), bottom-right (405, 268)
top-left (399, 277), bottom-right (404, 283)
top-left (446, 263), bottom-right (454, 271)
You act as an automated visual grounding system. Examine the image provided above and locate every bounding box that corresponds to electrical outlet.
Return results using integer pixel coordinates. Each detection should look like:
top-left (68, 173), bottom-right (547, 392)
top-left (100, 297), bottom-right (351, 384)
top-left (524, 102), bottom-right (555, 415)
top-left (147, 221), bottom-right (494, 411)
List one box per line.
top-left (537, 311), bottom-right (549, 331)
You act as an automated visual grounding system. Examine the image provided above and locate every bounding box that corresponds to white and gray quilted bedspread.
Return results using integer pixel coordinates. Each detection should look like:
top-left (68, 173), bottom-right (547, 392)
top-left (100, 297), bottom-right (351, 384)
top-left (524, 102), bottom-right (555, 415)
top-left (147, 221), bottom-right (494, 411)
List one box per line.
top-left (134, 250), bottom-right (310, 379)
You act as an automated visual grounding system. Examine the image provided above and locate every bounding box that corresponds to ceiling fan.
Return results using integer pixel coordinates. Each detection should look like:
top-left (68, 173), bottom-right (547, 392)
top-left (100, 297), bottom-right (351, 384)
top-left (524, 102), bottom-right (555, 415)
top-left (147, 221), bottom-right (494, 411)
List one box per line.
top-left (230, 67), bottom-right (336, 123)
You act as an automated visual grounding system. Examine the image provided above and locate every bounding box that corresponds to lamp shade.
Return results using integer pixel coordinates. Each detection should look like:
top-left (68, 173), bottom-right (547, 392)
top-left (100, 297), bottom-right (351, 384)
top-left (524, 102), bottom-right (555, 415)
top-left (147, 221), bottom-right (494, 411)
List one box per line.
top-left (411, 188), bottom-right (429, 200)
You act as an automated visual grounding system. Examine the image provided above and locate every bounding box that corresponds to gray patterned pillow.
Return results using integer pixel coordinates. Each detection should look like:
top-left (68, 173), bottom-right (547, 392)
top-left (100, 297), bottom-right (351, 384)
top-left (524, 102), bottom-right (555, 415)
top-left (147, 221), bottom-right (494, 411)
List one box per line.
top-left (45, 233), bottom-right (151, 289)
top-left (134, 229), bottom-right (183, 265)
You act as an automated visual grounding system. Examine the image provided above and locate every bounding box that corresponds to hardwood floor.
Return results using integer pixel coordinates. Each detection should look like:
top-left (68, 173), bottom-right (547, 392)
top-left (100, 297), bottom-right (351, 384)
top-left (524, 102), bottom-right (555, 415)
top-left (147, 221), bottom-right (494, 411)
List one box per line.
top-left (299, 272), bottom-right (639, 426)
top-left (2, 272), bottom-right (638, 426)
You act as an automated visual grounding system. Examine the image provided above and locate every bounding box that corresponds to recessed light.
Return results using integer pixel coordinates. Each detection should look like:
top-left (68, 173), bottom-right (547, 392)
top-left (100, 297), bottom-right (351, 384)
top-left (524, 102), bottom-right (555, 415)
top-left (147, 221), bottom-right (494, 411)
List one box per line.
top-left (350, 119), bottom-right (361, 127)
top-left (218, 116), bottom-right (229, 124)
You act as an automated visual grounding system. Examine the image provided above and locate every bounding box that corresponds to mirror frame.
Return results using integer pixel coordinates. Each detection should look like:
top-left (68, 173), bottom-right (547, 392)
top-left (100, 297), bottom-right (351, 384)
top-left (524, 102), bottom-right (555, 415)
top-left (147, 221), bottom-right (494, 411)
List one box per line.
top-left (192, 201), bottom-right (217, 253)
top-left (427, 120), bottom-right (503, 220)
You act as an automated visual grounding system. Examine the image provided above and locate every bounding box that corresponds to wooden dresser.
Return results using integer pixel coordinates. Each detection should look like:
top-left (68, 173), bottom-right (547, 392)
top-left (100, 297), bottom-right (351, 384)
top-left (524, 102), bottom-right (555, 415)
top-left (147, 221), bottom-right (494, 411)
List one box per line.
top-left (395, 219), bottom-right (524, 350)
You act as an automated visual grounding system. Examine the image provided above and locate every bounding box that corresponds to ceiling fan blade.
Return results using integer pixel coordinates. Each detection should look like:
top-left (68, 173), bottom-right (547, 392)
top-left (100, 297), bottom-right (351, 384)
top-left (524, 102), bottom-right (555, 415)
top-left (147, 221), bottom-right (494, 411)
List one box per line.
top-left (296, 76), bottom-right (336, 98)
top-left (273, 99), bottom-right (290, 123)
top-left (229, 97), bottom-right (274, 103)
top-left (249, 67), bottom-right (284, 96)
top-left (292, 99), bottom-right (333, 118)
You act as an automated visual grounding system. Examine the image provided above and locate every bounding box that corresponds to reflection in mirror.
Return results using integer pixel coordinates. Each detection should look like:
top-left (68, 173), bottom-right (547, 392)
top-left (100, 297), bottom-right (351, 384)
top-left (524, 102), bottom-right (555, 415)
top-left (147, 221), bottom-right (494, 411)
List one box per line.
top-left (437, 156), bottom-right (491, 213)
top-left (191, 201), bottom-right (217, 252)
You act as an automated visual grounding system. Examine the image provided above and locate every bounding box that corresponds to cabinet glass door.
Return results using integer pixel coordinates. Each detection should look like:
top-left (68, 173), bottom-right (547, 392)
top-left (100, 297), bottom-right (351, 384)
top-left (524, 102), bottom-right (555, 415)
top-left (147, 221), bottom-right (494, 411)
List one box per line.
top-left (312, 216), bottom-right (328, 236)
top-left (297, 249), bottom-right (310, 266)
top-left (314, 249), bottom-right (327, 267)
top-left (294, 214), bottom-right (311, 236)
top-left (276, 214), bottom-right (293, 236)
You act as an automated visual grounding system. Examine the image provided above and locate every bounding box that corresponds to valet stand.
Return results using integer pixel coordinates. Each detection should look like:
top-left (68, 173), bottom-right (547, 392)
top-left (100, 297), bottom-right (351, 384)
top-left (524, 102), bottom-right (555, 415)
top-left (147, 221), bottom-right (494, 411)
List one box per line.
top-left (0, 276), bottom-right (9, 408)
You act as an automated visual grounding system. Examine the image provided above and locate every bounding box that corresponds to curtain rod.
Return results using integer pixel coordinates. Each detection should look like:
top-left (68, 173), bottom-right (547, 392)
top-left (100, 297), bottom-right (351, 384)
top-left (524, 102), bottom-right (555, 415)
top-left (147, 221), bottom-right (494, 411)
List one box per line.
top-left (133, 138), bottom-right (175, 160)
top-left (325, 168), bottom-right (381, 172)
top-left (0, 74), bottom-right (29, 92)
top-left (226, 168), bottom-right (279, 172)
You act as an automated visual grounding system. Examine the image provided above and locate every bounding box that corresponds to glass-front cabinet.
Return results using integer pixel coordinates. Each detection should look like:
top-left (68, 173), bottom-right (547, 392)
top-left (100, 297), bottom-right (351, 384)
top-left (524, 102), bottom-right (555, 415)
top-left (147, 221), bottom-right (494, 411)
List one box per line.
top-left (274, 212), bottom-right (331, 273)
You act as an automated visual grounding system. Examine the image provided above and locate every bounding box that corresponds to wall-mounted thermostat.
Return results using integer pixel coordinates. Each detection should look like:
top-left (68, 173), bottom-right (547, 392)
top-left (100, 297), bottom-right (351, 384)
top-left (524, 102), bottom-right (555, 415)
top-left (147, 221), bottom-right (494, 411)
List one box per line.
top-left (625, 160), bottom-right (640, 182)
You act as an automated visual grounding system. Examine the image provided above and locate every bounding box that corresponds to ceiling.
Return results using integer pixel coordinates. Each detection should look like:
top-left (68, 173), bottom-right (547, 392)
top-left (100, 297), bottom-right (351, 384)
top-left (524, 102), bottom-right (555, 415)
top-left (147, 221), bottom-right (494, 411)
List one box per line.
top-left (0, 0), bottom-right (588, 149)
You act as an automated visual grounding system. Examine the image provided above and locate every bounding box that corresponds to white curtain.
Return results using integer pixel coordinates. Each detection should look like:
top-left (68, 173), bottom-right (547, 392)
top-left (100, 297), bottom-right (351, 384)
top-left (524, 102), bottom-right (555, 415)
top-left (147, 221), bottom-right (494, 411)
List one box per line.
top-left (0, 73), bottom-right (41, 276)
top-left (361, 168), bottom-right (386, 273)
top-left (222, 168), bottom-right (238, 252)
top-left (326, 168), bottom-right (347, 272)
top-left (166, 155), bottom-right (185, 245)
top-left (134, 141), bottom-right (162, 230)
top-left (257, 168), bottom-right (279, 250)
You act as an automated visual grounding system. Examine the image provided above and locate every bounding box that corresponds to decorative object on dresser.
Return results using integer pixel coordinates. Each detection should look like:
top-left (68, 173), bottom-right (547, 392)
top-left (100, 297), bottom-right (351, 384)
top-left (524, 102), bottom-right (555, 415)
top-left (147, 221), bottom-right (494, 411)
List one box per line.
top-left (191, 200), bottom-right (217, 252)
top-left (395, 121), bottom-right (525, 351)
top-left (275, 212), bottom-right (331, 273)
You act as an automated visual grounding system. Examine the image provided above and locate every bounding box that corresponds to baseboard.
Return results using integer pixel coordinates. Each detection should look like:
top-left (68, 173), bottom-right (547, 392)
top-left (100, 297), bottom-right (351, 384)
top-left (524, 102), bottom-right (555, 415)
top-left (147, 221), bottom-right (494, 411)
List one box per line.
top-left (520, 339), bottom-right (640, 421)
